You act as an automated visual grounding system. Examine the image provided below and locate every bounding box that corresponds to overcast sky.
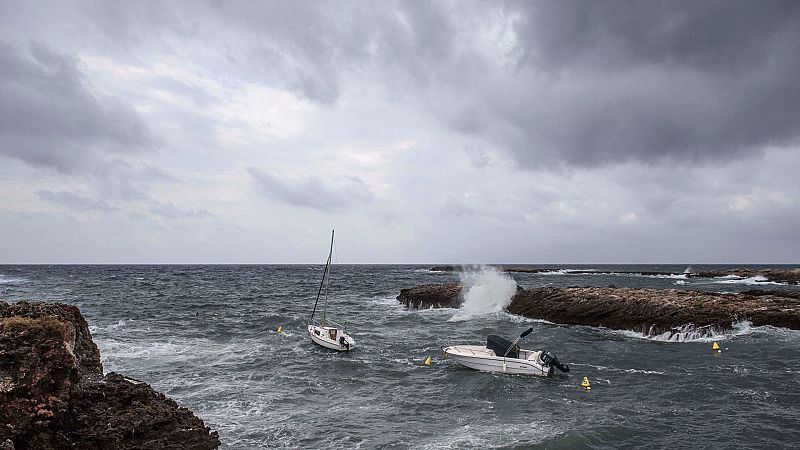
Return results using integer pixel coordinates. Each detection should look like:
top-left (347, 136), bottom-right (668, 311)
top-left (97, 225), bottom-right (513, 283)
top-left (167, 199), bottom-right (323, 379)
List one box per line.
top-left (1, 1), bottom-right (799, 263)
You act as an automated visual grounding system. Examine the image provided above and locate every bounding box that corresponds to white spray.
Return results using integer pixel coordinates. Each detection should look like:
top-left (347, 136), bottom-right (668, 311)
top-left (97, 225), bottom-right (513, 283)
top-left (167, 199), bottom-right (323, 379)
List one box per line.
top-left (449, 266), bottom-right (518, 321)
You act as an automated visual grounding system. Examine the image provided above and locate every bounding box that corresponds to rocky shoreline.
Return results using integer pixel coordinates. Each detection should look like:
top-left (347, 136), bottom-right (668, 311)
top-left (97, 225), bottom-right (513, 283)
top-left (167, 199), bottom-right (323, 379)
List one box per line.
top-left (428, 266), bottom-right (800, 284)
top-left (397, 284), bottom-right (800, 335)
top-left (0, 301), bottom-right (220, 450)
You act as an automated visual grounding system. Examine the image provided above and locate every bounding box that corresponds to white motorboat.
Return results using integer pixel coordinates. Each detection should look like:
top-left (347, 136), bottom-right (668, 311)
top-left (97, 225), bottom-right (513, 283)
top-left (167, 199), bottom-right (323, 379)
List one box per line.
top-left (443, 328), bottom-right (568, 376)
top-left (307, 230), bottom-right (356, 352)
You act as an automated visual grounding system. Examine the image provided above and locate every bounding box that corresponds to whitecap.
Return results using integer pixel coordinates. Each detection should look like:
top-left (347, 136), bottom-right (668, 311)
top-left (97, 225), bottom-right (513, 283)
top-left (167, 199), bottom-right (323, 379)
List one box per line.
top-left (612, 320), bottom-right (754, 342)
top-left (713, 275), bottom-right (785, 286)
top-left (0, 274), bottom-right (28, 284)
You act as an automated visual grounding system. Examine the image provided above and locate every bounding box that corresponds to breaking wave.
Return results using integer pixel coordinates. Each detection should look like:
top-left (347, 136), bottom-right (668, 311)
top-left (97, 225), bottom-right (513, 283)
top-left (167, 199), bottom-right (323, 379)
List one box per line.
top-left (449, 266), bottom-right (517, 321)
top-left (712, 275), bottom-right (785, 286)
top-left (0, 274), bottom-right (28, 284)
top-left (614, 321), bottom-right (754, 342)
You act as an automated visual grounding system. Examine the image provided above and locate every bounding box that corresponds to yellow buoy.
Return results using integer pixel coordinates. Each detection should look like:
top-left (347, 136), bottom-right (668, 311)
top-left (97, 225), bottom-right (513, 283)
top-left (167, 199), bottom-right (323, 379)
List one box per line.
top-left (581, 376), bottom-right (592, 390)
top-left (277, 325), bottom-right (283, 333)
top-left (712, 341), bottom-right (720, 352)
top-left (424, 356), bottom-right (432, 365)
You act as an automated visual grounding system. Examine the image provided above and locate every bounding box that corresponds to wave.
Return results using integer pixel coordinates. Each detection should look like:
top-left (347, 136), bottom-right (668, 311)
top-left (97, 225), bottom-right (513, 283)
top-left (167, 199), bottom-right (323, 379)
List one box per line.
top-left (613, 320), bottom-right (754, 342)
top-left (569, 363), bottom-right (666, 375)
top-left (0, 274), bottom-right (28, 284)
top-left (711, 275), bottom-right (785, 286)
top-left (448, 266), bottom-right (517, 321)
top-left (536, 270), bottom-right (687, 279)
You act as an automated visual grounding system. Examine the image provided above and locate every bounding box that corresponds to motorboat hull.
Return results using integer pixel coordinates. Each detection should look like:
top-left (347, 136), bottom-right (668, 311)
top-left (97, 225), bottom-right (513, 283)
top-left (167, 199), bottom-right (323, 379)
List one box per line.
top-left (443, 345), bottom-right (552, 376)
top-left (308, 325), bottom-right (356, 351)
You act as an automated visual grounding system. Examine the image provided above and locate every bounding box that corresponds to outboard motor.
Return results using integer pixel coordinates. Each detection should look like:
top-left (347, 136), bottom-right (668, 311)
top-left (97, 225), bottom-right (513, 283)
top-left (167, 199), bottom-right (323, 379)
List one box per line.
top-left (538, 351), bottom-right (570, 373)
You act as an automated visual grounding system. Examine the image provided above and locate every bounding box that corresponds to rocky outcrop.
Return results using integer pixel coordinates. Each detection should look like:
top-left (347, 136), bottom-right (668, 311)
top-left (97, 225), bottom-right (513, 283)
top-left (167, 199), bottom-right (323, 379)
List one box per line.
top-left (508, 287), bottom-right (800, 334)
top-left (687, 268), bottom-right (800, 284)
top-left (0, 301), bottom-right (220, 450)
top-left (397, 284), bottom-right (462, 309)
top-left (428, 266), bottom-right (800, 283)
top-left (396, 284), bottom-right (800, 334)
top-left (429, 265), bottom-right (683, 276)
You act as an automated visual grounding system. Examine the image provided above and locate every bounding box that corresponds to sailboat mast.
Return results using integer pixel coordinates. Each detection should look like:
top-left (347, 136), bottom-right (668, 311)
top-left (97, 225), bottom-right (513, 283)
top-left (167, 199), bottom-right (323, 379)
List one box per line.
top-left (310, 230), bottom-right (335, 323)
top-left (322, 230), bottom-right (334, 323)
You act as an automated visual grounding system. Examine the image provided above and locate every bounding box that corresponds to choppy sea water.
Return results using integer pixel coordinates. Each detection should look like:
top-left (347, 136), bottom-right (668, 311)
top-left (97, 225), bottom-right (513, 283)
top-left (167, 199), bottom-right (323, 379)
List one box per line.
top-left (1, 264), bottom-right (799, 448)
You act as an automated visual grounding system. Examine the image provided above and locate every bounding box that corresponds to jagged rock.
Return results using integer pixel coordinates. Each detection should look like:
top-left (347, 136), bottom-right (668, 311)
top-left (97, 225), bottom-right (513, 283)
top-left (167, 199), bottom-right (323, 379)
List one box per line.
top-left (507, 287), bottom-right (797, 334)
top-left (397, 284), bottom-right (462, 308)
top-left (428, 265), bottom-right (800, 283)
top-left (688, 268), bottom-right (800, 284)
top-left (429, 265), bottom-right (458, 272)
top-left (396, 284), bottom-right (800, 334)
top-left (0, 301), bottom-right (220, 449)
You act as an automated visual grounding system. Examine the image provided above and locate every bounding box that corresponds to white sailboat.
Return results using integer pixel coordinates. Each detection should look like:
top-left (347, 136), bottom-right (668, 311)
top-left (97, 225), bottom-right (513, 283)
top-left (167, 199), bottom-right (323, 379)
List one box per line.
top-left (307, 230), bottom-right (356, 351)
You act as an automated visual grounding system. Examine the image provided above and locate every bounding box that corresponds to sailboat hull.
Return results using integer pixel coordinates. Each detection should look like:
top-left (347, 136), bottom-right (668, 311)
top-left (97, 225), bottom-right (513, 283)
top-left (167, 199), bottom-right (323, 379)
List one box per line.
top-left (308, 325), bottom-right (356, 351)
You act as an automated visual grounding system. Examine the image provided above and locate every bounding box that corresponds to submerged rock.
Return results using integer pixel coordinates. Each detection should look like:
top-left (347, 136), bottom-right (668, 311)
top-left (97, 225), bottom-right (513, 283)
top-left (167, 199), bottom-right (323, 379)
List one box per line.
top-left (0, 301), bottom-right (220, 450)
top-left (396, 284), bottom-right (800, 334)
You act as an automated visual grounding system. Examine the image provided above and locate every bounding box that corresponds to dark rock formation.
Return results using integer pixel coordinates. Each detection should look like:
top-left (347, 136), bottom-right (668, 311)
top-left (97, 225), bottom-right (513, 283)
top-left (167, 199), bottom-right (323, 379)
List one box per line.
top-left (740, 289), bottom-right (800, 300)
top-left (428, 265), bottom-right (679, 276)
top-left (688, 268), bottom-right (800, 284)
top-left (0, 301), bottom-right (220, 450)
top-left (429, 265), bottom-right (458, 272)
top-left (508, 287), bottom-right (800, 334)
top-left (428, 265), bottom-right (800, 284)
top-left (397, 284), bottom-right (462, 308)
top-left (396, 284), bottom-right (800, 334)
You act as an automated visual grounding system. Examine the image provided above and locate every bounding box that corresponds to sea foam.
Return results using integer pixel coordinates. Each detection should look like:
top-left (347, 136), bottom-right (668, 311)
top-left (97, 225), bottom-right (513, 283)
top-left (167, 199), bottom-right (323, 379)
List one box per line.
top-left (448, 266), bottom-right (517, 321)
top-left (614, 320), bottom-right (754, 342)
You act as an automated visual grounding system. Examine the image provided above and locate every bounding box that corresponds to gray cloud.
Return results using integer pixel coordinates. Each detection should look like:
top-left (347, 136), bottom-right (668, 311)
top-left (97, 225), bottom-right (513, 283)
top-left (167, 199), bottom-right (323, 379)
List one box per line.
top-left (7, 2), bottom-right (799, 169)
top-left (0, 40), bottom-right (156, 172)
top-left (485, 0), bottom-right (800, 167)
top-left (148, 201), bottom-right (213, 219)
top-left (248, 167), bottom-right (373, 210)
top-left (36, 189), bottom-right (117, 212)
top-left (197, 1), bottom-right (800, 168)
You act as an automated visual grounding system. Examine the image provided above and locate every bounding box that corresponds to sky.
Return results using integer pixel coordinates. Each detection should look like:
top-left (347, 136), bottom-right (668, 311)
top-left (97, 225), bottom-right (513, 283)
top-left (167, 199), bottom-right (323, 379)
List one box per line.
top-left (1, 1), bottom-right (799, 264)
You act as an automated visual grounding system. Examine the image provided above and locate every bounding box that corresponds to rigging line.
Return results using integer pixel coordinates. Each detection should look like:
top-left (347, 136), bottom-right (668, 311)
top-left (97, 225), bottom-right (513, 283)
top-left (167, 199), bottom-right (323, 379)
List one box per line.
top-left (309, 255), bottom-right (329, 323)
top-left (334, 238), bottom-right (339, 265)
top-left (310, 230), bottom-right (335, 323)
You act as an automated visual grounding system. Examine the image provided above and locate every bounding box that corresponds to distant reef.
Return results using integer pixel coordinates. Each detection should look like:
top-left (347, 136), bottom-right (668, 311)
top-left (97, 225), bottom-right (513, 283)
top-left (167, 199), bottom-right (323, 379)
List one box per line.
top-left (428, 265), bottom-right (800, 284)
top-left (397, 284), bottom-right (800, 334)
top-left (0, 301), bottom-right (220, 450)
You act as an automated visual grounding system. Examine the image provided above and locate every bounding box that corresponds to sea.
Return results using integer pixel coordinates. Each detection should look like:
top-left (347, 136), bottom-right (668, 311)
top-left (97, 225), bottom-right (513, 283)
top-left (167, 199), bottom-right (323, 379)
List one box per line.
top-left (1, 264), bottom-right (799, 449)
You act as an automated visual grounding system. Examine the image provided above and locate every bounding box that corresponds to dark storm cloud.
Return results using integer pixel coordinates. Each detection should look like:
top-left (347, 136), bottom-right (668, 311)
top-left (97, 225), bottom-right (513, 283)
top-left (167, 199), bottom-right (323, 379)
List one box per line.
top-left (247, 167), bottom-right (373, 211)
top-left (490, 0), bottom-right (800, 167)
top-left (7, 1), bottom-right (799, 172)
top-left (198, 0), bottom-right (800, 167)
top-left (0, 40), bottom-right (156, 172)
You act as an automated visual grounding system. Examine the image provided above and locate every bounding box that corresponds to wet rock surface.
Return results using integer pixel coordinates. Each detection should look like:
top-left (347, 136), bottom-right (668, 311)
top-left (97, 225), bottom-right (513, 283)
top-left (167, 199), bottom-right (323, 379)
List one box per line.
top-left (0, 301), bottom-right (220, 450)
top-left (508, 287), bottom-right (800, 334)
top-left (687, 268), bottom-right (800, 284)
top-left (397, 284), bottom-right (800, 334)
top-left (397, 283), bottom-right (463, 309)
